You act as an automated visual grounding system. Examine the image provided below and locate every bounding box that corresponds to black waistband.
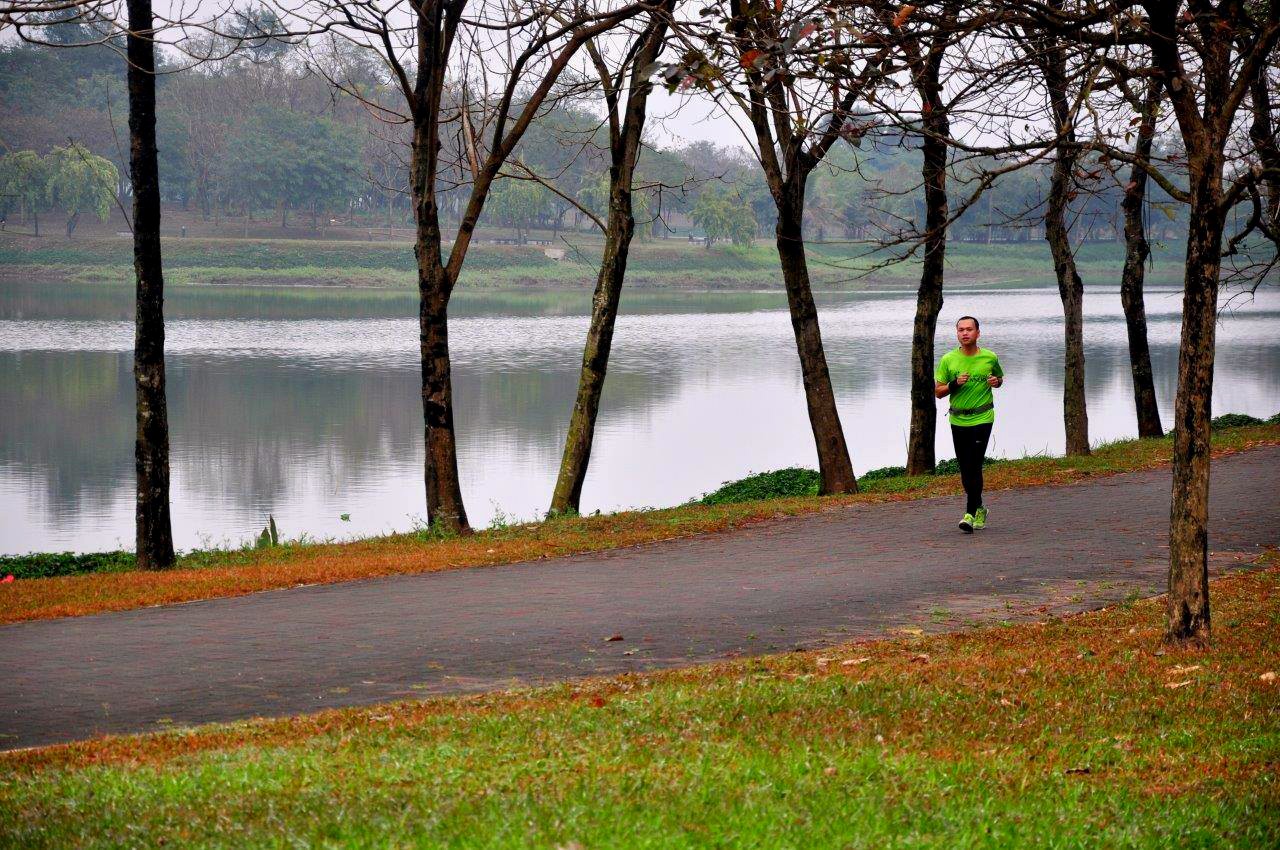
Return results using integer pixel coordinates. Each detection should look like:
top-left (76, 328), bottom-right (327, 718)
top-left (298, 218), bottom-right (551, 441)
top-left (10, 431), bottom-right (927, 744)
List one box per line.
top-left (950, 402), bottom-right (994, 416)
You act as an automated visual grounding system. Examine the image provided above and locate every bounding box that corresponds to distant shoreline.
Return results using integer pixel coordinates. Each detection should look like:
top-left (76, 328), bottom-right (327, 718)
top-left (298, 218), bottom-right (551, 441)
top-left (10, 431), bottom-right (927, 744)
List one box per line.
top-left (0, 232), bottom-right (1190, 292)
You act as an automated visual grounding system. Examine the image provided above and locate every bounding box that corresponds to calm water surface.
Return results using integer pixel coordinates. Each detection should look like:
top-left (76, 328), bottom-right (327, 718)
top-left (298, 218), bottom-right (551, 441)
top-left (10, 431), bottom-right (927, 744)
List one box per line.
top-left (2, 281), bottom-right (1277, 554)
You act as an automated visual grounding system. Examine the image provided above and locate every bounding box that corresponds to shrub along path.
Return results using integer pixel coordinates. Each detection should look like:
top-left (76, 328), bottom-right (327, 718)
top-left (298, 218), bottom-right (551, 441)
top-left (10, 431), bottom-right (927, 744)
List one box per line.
top-left (2, 444), bottom-right (1278, 750)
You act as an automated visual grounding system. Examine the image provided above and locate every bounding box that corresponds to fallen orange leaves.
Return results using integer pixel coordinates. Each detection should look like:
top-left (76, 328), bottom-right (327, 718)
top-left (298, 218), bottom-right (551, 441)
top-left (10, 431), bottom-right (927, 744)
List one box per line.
top-left (3, 563), bottom-right (1275, 781)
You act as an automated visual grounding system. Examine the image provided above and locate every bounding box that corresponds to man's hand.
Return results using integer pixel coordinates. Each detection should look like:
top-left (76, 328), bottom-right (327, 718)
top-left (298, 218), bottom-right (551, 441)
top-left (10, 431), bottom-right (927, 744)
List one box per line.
top-left (986, 375), bottom-right (1001, 388)
top-left (955, 373), bottom-right (970, 386)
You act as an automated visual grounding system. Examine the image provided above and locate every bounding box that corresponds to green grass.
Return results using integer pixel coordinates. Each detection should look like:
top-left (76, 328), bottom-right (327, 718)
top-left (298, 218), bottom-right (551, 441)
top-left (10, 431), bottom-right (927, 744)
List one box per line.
top-left (3, 565), bottom-right (1277, 847)
top-left (0, 551), bottom-right (136, 580)
top-left (700, 467), bottom-right (821, 504)
top-left (1212, 413), bottom-right (1267, 430)
top-left (0, 233), bottom-right (1191, 290)
top-left (701, 456), bottom-right (1008, 504)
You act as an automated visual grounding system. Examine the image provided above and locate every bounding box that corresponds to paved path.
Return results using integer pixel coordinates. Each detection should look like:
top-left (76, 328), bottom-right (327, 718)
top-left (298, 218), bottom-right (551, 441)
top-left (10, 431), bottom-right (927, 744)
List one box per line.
top-left (3, 446), bottom-right (1278, 750)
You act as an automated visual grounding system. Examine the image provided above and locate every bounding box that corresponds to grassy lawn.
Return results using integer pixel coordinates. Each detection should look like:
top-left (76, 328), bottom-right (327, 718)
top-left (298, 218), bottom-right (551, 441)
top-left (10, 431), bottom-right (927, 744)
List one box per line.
top-left (0, 233), bottom-right (1190, 289)
top-left (2, 425), bottom-right (1277, 626)
top-left (2, 559), bottom-right (1277, 847)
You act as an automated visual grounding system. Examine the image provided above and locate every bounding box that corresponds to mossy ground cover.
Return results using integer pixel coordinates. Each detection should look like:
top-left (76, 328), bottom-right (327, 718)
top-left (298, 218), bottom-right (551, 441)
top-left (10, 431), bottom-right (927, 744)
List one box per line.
top-left (2, 425), bottom-right (1276, 626)
top-left (0, 233), bottom-right (1188, 290)
top-left (2, 559), bottom-right (1277, 847)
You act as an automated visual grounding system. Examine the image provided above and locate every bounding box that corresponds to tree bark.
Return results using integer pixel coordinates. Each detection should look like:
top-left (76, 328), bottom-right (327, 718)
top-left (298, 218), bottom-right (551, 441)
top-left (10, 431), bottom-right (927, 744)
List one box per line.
top-left (777, 184), bottom-right (858, 494)
top-left (551, 187), bottom-right (634, 514)
top-left (551, 7), bottom-right (671, 515)
top-left (418, 265), bottom-right (469, 533)
top-left (408, 0), bottom-right (469, 534)
top-left (1119, 81), bottom-right (1163, 439)
top-left (1165, 148), bottom-right (1225, 645)
top-left (1038, 39), bottom-right (1090, 456)
top-left (1249, 63), bottom-right (1280, 229)
top-left (1162, 177), bottom-right (1218, 645)
top-left (127, 0), bottom-right (176, 570)
top-left (906, 43), bottom-right (949, 476)
top-left (1045, 163), bottom-right (1089, 455)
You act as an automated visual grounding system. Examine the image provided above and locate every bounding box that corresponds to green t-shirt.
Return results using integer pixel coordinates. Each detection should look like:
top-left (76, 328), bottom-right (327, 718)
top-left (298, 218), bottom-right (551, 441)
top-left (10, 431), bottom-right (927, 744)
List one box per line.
top-left (935, 347), bottom-right (1004, 426)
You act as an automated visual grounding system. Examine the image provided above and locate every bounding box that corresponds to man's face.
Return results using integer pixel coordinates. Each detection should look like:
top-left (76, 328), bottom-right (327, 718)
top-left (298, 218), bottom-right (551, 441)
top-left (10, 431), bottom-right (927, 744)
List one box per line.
top-left (956, 320), bottom-right (979, 347)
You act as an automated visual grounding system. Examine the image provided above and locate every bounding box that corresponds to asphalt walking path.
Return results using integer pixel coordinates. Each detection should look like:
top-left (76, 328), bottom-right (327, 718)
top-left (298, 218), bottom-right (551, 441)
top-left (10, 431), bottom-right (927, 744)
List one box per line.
top-left (3, 445), bottom-right (1278, 750)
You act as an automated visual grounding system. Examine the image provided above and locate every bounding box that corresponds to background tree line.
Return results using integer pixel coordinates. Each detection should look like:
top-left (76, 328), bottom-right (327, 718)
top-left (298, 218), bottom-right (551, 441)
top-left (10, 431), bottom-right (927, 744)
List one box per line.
top-left (0, 8), bottom-right (1193, 245)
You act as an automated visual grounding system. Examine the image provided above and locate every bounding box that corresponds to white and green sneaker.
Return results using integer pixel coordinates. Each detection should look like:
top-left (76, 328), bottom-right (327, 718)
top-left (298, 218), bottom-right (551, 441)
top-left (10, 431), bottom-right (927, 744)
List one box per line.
top-left (973, 507), bottom-right (988, 530)
top-left (959, 513), bottom-right (975, 533)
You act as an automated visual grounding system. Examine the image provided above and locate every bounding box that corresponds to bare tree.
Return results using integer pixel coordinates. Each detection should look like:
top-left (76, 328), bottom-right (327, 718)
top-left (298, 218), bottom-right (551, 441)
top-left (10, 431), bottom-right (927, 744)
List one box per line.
top-left (1117, 76), bottom-right (1164, 438)
top-left (896, 1), bottom-right (962, 476)
top-left (1144, 0), bottom-right (1280, 643)
top-left (6, 1), bottom-right (178, 568)
top-left (548, 0), bottom-right (675, 516)
top-left (1012, 0), bottom-right (1280, 643)
top-left (278, 0), bottom-right (647, 533)
top-left (124, 0), bottom-right (176, 568)
top-left (1023, 3), bottom-right (1091, 457)
top-left (668, 0), bottom-right (904, 494)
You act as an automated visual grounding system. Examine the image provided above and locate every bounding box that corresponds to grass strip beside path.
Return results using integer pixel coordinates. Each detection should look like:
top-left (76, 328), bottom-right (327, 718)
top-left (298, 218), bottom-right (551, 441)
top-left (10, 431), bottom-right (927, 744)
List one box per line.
top-left (2, 560), bottom-right (1277, 847)
top-left (3, 425), bottom-right (1278, 626)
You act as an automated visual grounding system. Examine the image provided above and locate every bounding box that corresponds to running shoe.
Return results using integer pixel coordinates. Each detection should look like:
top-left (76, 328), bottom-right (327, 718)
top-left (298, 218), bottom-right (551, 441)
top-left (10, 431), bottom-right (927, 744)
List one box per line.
top-left (973, 507), bottom-right (988, 530)
top-left (959, 513), bottom-right (974, 533)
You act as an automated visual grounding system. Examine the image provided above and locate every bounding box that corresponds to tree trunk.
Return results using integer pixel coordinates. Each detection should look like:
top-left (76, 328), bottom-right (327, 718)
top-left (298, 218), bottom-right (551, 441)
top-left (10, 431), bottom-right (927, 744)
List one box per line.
top-left (279, 202), bottom-right (287, 229)
top-left (418, 267), bottom-right (469, 533)
top-left (1250, 63), bottom-right (1280, 228)
top-left (1165, 152), bottom-right (1225, 646)
top-left (776, 186), bottom-right (857, 494)
top-left (548, 7), bottom-right (671, 516)
top-left (1039, 38), bottom-right (1090, 456)
top-left (1045, 167), bottom-right (1089, 455)
top-left (550, 184), bottom-right (634, 514)
top-left (32, 208), bottom-right (39, 237)
top-left (1119, 82), bottom-right (1163, 439)
top-left (127, 0), bottom-right (176, 570)
top-left (906, 45), bottom-right (948, 476)
top-left (411, 69), bottom-right (469, 534)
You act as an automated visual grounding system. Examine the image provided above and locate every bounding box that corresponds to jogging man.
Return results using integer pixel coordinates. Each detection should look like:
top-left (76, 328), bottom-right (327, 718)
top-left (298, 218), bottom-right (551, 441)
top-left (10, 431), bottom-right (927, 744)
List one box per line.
top-left (935, 315), bottom-right (1004, 533)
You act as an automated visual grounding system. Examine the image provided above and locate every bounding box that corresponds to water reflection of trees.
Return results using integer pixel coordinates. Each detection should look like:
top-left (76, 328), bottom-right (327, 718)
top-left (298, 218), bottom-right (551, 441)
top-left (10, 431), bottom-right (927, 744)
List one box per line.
top-left (1, 349), bottom-right (684, 520)
top-left (3, 303), bottom-right (1276, 532)
top-left (0, 352), bottom-right (133, 517)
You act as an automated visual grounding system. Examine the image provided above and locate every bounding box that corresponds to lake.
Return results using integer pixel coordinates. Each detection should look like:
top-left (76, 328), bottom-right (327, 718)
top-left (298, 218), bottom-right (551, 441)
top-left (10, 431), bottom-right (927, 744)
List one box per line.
top-left (2, 280), bottom-right (1277, 554)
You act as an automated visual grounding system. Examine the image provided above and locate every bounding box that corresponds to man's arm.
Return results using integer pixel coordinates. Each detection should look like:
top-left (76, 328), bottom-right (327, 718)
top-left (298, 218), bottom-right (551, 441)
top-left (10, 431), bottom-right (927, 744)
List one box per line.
top-left (935, 374), bottom-right (969, 399)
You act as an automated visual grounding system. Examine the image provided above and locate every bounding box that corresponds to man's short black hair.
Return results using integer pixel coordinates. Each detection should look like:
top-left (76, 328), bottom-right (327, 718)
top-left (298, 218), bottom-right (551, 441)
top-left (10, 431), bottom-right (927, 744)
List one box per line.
top-left (956, 315), bottom-right (980, 329)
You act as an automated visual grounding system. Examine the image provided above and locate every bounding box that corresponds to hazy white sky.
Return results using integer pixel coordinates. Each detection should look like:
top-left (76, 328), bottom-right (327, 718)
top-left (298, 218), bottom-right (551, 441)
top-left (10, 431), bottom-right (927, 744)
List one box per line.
top-left (646, 87), bottom-right (750, 151)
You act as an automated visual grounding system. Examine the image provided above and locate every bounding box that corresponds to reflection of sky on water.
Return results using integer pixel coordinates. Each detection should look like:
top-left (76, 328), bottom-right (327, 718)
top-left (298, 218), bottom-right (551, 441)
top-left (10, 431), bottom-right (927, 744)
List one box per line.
top-left (1, 285), bottom-right (1277, 554)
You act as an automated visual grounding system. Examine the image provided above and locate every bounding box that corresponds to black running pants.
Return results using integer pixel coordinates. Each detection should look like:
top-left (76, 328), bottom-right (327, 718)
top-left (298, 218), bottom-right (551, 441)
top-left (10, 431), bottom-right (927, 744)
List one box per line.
top-left (951, 421), bottom-right (993, 515)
